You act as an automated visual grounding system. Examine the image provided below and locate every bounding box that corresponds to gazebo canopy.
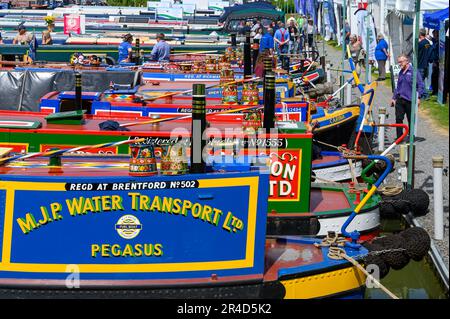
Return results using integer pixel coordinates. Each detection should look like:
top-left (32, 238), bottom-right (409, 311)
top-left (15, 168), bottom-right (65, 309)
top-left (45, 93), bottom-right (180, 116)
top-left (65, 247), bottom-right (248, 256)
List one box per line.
top-left (423, 7), bottom-right (449, 30)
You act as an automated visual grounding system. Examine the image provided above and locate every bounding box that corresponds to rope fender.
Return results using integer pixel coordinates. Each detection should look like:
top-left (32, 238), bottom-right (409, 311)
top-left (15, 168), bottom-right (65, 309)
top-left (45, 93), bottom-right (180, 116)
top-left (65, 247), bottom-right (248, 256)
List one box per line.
top-left (378, 188), bottom-right (430, 218)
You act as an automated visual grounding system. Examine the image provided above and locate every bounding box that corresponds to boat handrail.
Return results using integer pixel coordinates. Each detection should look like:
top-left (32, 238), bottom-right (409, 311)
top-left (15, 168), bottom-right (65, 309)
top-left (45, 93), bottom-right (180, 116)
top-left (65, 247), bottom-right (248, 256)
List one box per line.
top-left (340, 154), bottom-right (393, 247)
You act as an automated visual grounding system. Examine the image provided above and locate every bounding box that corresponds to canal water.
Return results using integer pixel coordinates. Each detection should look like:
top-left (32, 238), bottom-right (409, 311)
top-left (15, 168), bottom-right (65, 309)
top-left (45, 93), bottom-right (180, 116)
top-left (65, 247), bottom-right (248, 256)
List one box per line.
top-left (364, 218), bottom-right (448, 299)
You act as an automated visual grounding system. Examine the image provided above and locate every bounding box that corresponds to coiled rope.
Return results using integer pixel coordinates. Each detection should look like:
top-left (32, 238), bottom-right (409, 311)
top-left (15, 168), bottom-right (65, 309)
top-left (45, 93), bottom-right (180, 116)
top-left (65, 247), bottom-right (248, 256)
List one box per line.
top-left (377, 185), bottom-right (404, 196)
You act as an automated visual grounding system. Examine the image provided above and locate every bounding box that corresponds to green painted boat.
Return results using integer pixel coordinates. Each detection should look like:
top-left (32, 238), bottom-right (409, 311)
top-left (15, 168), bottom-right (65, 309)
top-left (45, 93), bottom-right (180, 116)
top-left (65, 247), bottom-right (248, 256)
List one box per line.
top-left (0, 44), bottom-right (228, 63)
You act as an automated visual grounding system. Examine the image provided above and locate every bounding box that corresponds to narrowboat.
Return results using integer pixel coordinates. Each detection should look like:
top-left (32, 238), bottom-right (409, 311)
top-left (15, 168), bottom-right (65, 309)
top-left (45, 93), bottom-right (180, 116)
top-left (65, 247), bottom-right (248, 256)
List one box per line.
top-left (0, 81), bottom-right (390, 297)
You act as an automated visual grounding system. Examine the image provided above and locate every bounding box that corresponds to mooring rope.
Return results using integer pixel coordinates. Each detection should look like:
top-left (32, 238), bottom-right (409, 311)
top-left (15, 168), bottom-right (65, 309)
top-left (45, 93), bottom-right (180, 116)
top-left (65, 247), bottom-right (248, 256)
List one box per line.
top-left (312, 139), bottom-right (340, 150)
top-left (347, 158), bottom-right (358, 184)
top-left (311, 175), bottom-right (342, 185)
top-left (312, 139), bottom-right (360, 184)
top-left (328, 246), bottom-right (400, 299)
top-left (314, 232), bottom-right (400, 299)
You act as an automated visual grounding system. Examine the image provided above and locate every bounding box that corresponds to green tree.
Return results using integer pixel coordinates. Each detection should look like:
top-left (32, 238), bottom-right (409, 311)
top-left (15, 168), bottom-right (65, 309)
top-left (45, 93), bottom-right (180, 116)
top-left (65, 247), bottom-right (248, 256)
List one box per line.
top-left (272, 0), bottom-right (296, 14)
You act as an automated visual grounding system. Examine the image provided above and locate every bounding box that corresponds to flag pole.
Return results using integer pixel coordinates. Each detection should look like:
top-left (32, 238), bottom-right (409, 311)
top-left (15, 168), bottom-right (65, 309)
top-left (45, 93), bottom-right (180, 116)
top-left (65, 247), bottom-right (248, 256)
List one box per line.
top-left (407, 0), bottom-right (421, 189)
top-left (340, 0), bottom-right (347, 103)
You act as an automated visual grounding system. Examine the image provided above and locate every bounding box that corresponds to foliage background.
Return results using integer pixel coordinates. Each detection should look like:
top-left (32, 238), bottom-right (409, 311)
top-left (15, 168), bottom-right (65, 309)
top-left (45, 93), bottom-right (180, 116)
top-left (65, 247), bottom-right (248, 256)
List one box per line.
top-left (105, 0), bottom-right (297, 13)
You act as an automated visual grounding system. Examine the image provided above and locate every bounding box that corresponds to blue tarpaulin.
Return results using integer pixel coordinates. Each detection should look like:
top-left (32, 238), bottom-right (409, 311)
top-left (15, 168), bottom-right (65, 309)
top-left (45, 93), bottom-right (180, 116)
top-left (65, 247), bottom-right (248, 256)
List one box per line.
top-left (423, 7), bottom-right (449, 30)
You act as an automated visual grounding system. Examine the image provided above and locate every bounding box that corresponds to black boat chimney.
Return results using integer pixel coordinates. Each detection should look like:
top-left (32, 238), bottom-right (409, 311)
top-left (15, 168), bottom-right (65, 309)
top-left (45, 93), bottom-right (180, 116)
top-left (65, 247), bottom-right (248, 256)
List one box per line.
top-left (263, 72), bottom-right (276, 132)
top-left (135, 38), bottom-right (141, 65)
top-left (263, 57), bottom-right (272, 77)
top-left (245, 32), bottom-right (251, 45)
top-left (243, 35), bottom-right (252, 78)
top-left (190, 83), bottom-right (207, 174)
top-left (252, 38), bottom-right (260, 71)
top-left (75, 72), bottom-right (82, 110)
top-left (230, 33), bottom-right (237, 48)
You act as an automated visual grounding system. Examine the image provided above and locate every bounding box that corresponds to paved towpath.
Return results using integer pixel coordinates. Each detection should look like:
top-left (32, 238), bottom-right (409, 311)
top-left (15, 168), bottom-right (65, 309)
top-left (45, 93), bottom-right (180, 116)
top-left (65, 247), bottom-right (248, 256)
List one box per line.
top-left (319, 41), bottom-right (449, 269)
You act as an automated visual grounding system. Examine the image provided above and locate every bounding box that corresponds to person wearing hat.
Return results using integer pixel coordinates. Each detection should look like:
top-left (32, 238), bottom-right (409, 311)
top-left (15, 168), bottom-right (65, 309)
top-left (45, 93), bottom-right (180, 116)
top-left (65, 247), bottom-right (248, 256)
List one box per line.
top-left (13, 25), bottom-right (32, 45)
top-left (150, 33), bottom-right (171, 62)
top-left (118, 33), bottom-right (133, 63)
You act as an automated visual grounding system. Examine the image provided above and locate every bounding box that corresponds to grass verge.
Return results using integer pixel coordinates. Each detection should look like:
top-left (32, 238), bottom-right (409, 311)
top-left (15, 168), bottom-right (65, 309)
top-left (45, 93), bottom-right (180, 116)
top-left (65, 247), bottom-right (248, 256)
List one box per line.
top-left (419, 95), bottom-right (449, 131)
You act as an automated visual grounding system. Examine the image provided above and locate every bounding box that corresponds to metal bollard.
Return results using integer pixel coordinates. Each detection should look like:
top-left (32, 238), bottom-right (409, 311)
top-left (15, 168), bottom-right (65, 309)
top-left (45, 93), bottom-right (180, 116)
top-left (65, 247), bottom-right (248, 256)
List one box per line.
top-left (398, 144), bottom-right (408, 187)
top-left (326, 63), bottom-right (331, 83)
top-left (345, 81), bottom-right (352, 105)
top-left (432, 156), bottom-right (444, 240)
top-left (378, 107), bottom-right (386, 152)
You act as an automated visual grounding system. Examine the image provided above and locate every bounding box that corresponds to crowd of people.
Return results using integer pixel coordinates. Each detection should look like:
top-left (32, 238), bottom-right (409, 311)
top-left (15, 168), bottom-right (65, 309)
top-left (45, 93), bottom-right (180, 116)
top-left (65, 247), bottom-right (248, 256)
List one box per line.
top-left (237, 15), bottom-right (318, 57)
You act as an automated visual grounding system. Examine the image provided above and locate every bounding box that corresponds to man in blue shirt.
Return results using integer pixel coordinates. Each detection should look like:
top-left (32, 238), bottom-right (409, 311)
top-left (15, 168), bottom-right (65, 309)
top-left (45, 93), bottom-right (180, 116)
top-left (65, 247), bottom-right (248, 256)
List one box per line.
top-left (118, 33), bottom-right (133, 63)
top-left (259, 28), bottom-right (274, 54)
top-left (391, 54), bottom-right (424, 139)
top-left (151, 33), bottom-right (171, 62)
top-left (274, 22), bottom-right (289, 69)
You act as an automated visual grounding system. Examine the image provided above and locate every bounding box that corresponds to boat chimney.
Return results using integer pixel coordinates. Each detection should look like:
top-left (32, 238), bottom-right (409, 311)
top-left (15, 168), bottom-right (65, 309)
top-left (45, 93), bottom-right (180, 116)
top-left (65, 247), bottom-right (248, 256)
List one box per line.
top-left (243, 37), bottom-right (252, 78)
top-left (263, 56), bottom-right (272, 77)
top-left (245, 32), bottom-right (251, 45)
top-left (252, 38), bottom-right (260, 72)
top-left (230, 33), bottom-right (237, 48)
top-left (263, 72), bottom-right (276, 132)
top-left (135, 38), bottom-right (141, 65)
top-left (75, 72), bottom-right (82, 110)
top-left (190, 84), bottom-right (207, 174)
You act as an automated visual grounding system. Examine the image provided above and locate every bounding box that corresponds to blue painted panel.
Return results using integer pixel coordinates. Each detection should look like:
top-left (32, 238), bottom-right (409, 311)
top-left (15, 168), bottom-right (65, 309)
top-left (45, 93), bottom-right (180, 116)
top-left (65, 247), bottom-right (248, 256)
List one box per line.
top-left (0, 171), bottom-right (269, 280)
top-left (58, 92), bottom-right (102, 100)
top-left (39, 99), bottom-right (60, 112)
top-left (0, 190), bottom-right (5, 262)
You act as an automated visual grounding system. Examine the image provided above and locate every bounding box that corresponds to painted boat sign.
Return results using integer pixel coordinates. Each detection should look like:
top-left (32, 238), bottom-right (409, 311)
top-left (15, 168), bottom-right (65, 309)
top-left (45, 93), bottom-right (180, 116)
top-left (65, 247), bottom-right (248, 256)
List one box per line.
top-left (0, 172), bottom-right (269, 282)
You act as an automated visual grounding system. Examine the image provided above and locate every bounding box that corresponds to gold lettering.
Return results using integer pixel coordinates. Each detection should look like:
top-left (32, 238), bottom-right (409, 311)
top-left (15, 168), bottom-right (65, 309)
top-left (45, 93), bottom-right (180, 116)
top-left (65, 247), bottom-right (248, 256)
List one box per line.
top-left (172, 198), bottom-right (182, 214)
top-left (139, 195), bottom-right (150, 210)
top-left (122, 244), bottom-right (133, 257)
top-left (83, 198), bottom-right (95, 213)
top-left (91, 196), bottom-right (101, 211)
top-left (50, 202), bottom-right (63, 220)
top-left (222, 212), bottom-right (233, 232)
top-left (150, 196), bottom-right (161, 211)
top-left (38, 206), bottom-right (52, 225)
top-left (201, 205), bottom-right (213, 223)
top-left (16, 213), bottom-right (39, 234)
top-left (144, 244), bottom-right (153, 256)
top-left (101, 244), bottom-right (110, 257)
top-left (128, 192), bottom-right (140, 210)
top-left (153, 244), bottom-right (163, 256)
top-left (101, 196), bottom-right (111, 211)
top-left (191, 203), bottom-right (202, 218)
top-left (66, 197), bottom-right (85, 216)
top-left (134, 244), bottom-right (143, 257)
top-left (91, 244), bottom-right (100, 257)
top-left (162, 197), bottom-right (173, 212)
top-left (181, 200), bottom-right (192, 216)
top-left (111, 244), bottom-right (121, 257)
top-left (212, 208), bottom-right (223, 226)
top-left (111, 195), bottom-right (124, 211)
